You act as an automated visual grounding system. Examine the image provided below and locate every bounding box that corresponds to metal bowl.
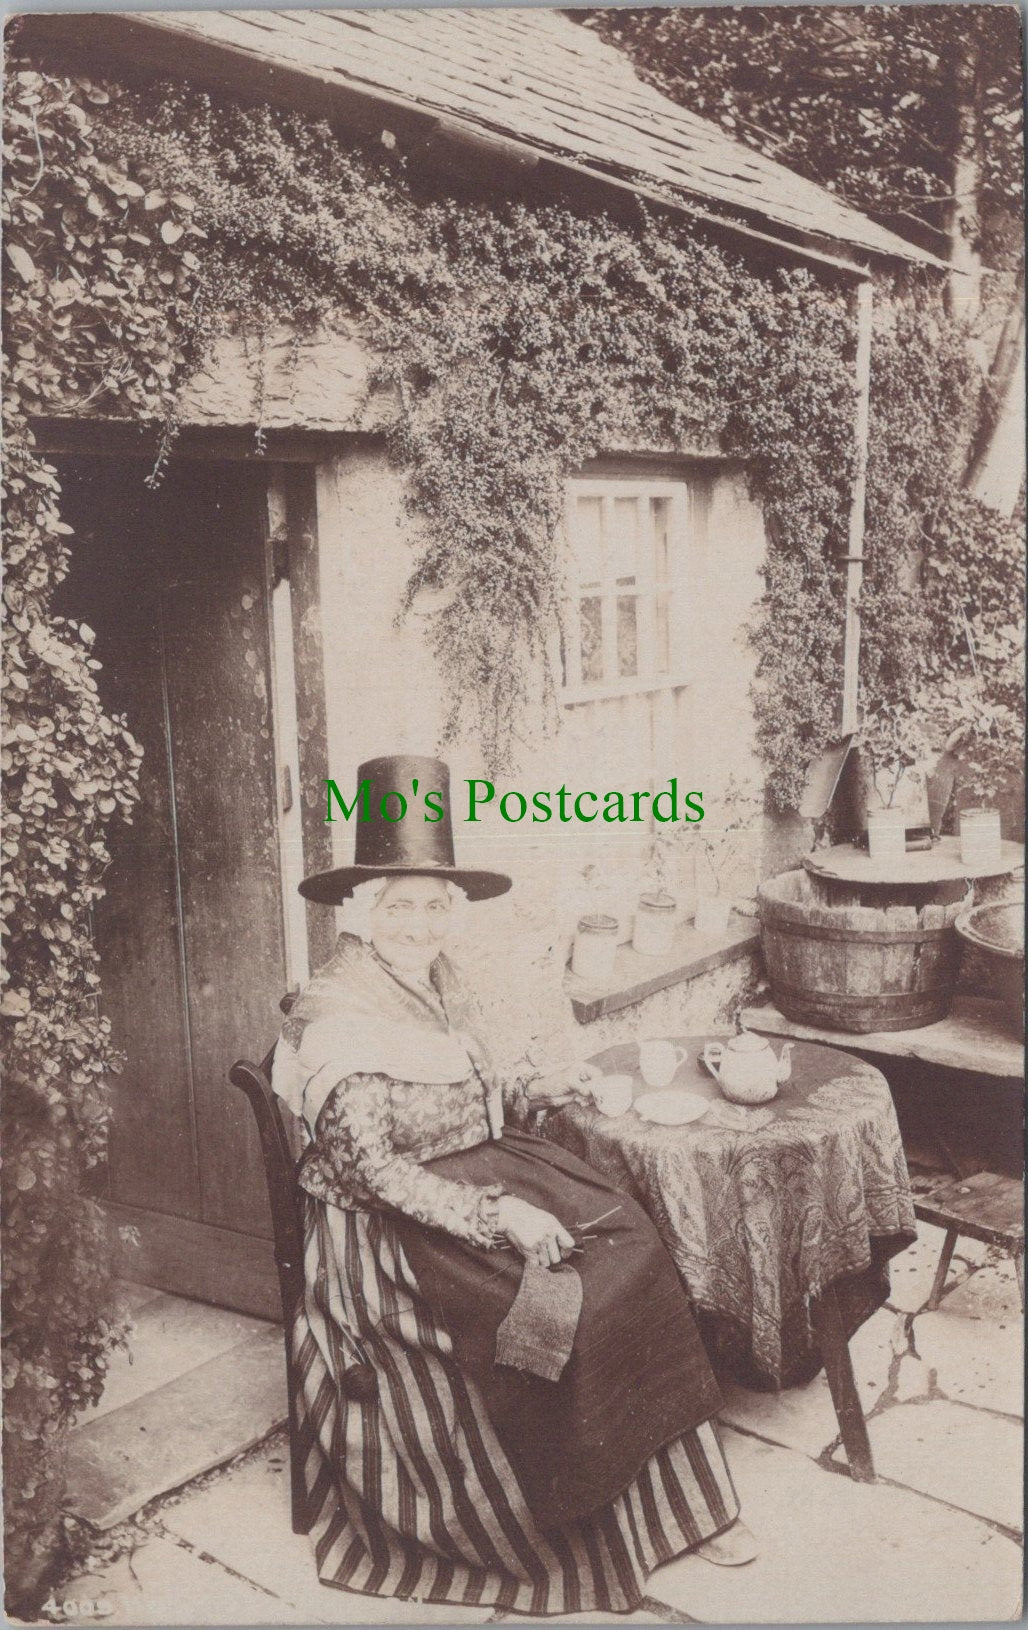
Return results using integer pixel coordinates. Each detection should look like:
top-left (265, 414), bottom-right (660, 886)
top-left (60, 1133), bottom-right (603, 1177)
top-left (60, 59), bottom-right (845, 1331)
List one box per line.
top-left (955, 899), bottom-right (1025, 1035)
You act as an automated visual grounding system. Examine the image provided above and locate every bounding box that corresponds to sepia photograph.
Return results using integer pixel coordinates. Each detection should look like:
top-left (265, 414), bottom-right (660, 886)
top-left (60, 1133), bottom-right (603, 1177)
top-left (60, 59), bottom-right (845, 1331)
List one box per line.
top-left (2, 2), bottom-right (1025, 1624)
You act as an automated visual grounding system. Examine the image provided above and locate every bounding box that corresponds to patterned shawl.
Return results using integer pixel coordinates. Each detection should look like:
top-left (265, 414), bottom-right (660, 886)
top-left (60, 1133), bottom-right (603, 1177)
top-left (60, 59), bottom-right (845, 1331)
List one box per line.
top-left (272, 933), bottom-right (502, 1134)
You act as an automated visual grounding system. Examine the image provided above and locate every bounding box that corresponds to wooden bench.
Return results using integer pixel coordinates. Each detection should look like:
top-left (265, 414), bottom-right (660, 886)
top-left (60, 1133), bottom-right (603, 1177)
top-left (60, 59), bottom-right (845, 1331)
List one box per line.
top-left (914, 1171), bottom-right (1024, 1311)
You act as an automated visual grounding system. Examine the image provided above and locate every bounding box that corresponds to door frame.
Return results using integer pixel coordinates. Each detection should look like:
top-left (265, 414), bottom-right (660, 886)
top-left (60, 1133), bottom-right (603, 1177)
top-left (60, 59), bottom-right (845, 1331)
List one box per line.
top-left (41, 427), bottom-right (333, 1317)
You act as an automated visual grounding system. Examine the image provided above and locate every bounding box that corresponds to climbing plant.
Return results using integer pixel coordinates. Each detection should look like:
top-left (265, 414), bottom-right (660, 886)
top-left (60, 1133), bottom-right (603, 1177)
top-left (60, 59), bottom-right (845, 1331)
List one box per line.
top-left (1, 47), bottom-right (1022, 1604)
top-left (5, 66), bottom-right (857, 786)
top-left (2, 64), bottom-right (145, 1613)
top-left (8, 62), bottom-right (1017, 799)
top-left (860, 300), bottom-right (1024, 801)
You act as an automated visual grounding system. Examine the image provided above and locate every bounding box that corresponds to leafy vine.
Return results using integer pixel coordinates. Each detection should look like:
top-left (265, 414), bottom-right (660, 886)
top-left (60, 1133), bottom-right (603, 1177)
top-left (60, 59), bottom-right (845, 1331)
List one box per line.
top-left (2, 64), bottom-right (146, 1609)
top-left (10, 61), bottom-right (1021, 797)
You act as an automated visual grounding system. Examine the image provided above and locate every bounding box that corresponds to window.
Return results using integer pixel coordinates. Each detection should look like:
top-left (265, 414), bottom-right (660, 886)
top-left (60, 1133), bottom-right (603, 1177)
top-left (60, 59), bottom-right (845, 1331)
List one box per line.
top-left (556, 474), bottom-right (697, 810)
top-left (562, 478), bottom-right (690, 702)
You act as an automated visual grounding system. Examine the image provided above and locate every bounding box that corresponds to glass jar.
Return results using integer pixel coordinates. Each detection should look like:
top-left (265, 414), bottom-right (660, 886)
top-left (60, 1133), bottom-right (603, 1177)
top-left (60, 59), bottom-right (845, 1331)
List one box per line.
top-left (632, 891), bottom-right (677, 956)
top-left (571, 914), bottom-right (619, 982)
top-left (959, 807), bottom-right (1002, 870)
top-left (867, 808), bottom-right (906, 866)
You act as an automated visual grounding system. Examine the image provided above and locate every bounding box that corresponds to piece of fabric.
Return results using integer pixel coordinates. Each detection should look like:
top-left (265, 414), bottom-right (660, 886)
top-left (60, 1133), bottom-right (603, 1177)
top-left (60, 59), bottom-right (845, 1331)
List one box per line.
top-left (294, 1198), bottom-right (739, 1614)
top-left (495, 1260), bottom-right (583, 1381)
top-left (300, 1069), bottom-right (504, 1247)
top-left (277, 933), bottom-right (531, 1240)
top-left (272, 931), bottom-right (498, 1131)
top-left (544, 1039), bottom-right (917, 1385)
top-left (396, 1130), bottom-right (723, 1531)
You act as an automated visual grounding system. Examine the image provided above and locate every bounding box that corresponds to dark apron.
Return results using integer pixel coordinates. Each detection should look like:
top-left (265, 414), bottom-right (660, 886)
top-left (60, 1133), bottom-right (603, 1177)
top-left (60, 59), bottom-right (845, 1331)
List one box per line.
top-left (395, 1129), bottom-right (722, 1531)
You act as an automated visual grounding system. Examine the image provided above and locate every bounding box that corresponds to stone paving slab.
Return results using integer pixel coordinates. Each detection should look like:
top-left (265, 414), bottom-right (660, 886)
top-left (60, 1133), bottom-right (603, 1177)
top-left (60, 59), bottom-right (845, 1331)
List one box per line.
top-left (943, 1257), bottom-right (1022, 1323)
top-left (80, 1291), bottom-right (272, 1425)
top-left (55, 1536), bottom-right (285, 1625)
top-left (836, 1398), bottom-right (1023, 1531)
top-left (115, 1282), bottom-right (165, 1319)
top-left (501, 1610), bottom-right (665, 1624)
top-left (65, 1327), bottom-right (287, 1528)
top-left (915, 1307), bottom-right (1023, 1417)
top-left (649, 1427), bottom-right (1023, 1623)
top-left (717, 1371), bottom-right (841, 1459)
top-left (894, 1352), bottom-right (932, 1402)
top-left (718, 1306), bottom-right (901, 1458)
top-left (299, 1585), bottom-right (493, 1625)
top-left (161, 1442), bottom-right (491, 1625)
top-left (887, 1224), bottom-right (974, 1314)
top-left (56, 1260), bottom-right (1025, 1627)
top-left (952, 1234), bottom-right (992, 1266)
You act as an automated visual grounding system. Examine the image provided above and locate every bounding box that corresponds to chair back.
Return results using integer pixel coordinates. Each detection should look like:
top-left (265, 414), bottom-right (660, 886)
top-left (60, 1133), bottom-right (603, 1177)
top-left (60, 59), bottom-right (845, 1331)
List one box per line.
top-left (229, 1042), bottom-right (306, 1328)
top-left (228, 992), bottom-right (314, 1535)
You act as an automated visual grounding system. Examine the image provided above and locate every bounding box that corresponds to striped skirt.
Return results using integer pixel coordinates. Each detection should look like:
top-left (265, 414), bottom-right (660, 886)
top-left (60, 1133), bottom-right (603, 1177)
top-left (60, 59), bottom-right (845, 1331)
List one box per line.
top-left (294, 1200), bottom-right (739, 1614)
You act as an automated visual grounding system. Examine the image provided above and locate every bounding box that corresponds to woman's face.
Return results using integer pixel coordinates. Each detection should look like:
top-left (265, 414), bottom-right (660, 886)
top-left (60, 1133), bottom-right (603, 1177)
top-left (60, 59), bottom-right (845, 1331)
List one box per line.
top-left (369, 876), bottom-right (453, 973)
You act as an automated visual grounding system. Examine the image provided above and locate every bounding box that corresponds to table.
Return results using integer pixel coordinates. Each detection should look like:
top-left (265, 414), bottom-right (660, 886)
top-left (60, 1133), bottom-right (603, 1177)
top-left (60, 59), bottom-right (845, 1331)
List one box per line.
top-left (803, 836), bottom-right (1024, 887)
top-left (743, 997), bottom-right (1024, 1307)
top-left (803, 838), bottom-right (1024, 905)
top-left (544, 1035), bottom-right (917, 1483)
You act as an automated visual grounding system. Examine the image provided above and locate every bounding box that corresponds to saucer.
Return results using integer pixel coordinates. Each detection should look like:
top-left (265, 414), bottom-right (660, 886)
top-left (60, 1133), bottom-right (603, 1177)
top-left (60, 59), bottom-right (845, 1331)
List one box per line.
top-left (634, 1089), bottom-right (710, 1126)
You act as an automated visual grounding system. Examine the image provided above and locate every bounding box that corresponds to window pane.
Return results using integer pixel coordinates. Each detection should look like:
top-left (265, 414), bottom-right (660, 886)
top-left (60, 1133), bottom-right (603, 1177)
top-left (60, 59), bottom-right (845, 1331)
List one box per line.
top-left (617, 596), bottom-right (638, 678)
top-left (574, 497), bottom-right (603, 588)
top-left (610, 497), bottom-right (639, 583)
top-left (580, 596), bottom-right (603, 683)
top-left (655, 592), bottom-right (671, 675)
top-left (564, 481), bottom-right (686, 700)
top-left (651, 497), bottom-right (671, 582)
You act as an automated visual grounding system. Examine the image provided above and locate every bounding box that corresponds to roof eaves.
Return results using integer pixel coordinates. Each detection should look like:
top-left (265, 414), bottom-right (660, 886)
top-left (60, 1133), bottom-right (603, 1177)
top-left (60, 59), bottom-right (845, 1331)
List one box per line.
top-left (20, 8), bottom-right (948, 275)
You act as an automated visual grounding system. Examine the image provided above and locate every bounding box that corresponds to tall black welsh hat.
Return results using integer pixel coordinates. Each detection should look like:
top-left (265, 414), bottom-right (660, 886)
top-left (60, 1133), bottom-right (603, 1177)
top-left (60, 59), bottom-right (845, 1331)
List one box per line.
top-left (298, 755), bottom-right (512, 905)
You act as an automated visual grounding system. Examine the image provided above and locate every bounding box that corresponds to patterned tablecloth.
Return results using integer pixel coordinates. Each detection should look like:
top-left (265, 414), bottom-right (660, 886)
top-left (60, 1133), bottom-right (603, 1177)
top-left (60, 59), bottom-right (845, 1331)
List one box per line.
top-left (543, 1037), bottom-right (916, 1387)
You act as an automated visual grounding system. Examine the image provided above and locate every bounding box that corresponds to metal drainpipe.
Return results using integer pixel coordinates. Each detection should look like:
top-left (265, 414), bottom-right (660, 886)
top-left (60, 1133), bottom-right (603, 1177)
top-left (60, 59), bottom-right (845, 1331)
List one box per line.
top-left (840, 277), bottom-right (874, 738)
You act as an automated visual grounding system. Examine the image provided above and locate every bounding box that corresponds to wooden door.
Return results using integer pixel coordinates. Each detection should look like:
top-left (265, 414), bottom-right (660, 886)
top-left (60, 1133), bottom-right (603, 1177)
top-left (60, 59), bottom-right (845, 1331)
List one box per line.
top-left (56, 458), bottom-right (290, 1317)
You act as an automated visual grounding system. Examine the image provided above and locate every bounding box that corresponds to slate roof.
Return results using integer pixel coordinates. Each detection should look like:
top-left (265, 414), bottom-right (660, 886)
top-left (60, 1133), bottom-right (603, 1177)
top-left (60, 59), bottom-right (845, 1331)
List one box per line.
top-left (53, 8), bottom-right (941, 267)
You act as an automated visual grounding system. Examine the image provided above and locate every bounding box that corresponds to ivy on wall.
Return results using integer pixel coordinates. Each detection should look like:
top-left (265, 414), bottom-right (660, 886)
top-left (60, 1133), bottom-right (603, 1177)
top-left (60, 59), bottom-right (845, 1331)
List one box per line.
top-left (861, 303), bottom-right (1024, 797)
top-left (8, 64), bottom-right (1021, 793)
top-left (2, 66), bottom-right (145, 1610)
top-left (1, 49), bottom-right (1023, 1606)
top-left (7, 67), bottom-right (863, 793)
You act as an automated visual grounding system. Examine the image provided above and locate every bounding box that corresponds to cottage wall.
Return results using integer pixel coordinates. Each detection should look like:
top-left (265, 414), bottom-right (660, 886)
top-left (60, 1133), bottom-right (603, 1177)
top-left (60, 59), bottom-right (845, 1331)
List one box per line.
top-left (146, 323), bottom-right (785, 1067)
top-left (313, 439), bottom-right (773, 1073)
top-left (175, 324), bottom-right (396, 433)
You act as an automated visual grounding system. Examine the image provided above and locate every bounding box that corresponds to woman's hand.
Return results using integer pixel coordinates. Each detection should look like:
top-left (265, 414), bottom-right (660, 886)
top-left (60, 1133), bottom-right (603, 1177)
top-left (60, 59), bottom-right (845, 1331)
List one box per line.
top-left (496, 1196), bottom-right (575, 1267)
top-left (526, 1061), bottom-right (601, 1109)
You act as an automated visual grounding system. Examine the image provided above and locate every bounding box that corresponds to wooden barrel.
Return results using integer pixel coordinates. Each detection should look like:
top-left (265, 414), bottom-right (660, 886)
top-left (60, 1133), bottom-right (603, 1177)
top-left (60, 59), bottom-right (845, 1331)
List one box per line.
top-left (758, 869), bottom-right (966, 1032)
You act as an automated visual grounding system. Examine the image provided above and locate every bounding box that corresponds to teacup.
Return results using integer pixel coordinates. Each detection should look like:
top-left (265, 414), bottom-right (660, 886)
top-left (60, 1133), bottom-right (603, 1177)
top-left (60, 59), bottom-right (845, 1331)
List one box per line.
top-left (638, 1039), bottom-right (687, 1090)
top-left (591, 1074), bottom-right (634, 1117)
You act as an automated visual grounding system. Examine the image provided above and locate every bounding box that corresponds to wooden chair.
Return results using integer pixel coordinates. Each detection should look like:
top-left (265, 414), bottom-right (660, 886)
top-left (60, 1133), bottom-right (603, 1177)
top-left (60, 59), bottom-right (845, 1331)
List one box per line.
top-left (915, 1171), bottom-right (1024, 1311)
top-left (229, 1040), bottom-right (313, 1536)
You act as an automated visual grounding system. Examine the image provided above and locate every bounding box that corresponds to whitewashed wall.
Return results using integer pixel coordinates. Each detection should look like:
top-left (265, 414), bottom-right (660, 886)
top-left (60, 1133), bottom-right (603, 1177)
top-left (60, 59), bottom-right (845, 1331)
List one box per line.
top-left (314, 442), bottom-right (772, 1070)
top-left (169, 323), bottom-right (780, 1064)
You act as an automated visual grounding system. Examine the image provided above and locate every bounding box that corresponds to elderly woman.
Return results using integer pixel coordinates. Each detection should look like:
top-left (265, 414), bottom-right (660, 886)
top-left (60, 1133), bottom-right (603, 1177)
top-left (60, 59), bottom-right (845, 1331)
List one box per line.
top-left (273, 757), bottom-right (749, 1616)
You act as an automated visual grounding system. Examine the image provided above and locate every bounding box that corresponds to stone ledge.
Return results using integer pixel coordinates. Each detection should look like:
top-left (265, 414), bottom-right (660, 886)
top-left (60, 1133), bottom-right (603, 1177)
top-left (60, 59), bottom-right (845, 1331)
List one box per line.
top-left (564, 912), bottom-right (759, 1023)
top-left (741, 994), bottom-right (1023, 1077)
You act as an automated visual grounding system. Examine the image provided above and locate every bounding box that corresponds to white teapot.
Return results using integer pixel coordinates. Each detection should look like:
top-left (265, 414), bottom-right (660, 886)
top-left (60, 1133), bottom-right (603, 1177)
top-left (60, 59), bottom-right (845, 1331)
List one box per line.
top-left (701, 1031), bottom-right (793, 1106)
